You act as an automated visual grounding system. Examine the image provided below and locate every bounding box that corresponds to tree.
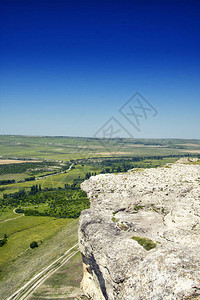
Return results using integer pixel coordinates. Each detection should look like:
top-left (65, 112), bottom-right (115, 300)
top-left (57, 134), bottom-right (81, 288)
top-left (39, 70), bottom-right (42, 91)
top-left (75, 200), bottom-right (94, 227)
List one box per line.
top-left (117, 166), bottom-right (121, 172)
top-left (30, 241), bottom-right (38, 249)
top-left (0, 234), bottom-right (7, 247)
top-left (0, 239), bottom-right (6, 247)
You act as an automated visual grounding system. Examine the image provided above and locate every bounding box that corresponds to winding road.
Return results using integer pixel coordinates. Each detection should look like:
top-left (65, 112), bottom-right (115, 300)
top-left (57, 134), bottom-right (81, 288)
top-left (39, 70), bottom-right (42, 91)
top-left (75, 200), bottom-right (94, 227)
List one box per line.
top-left (36, 162), bottom-right (74, 180)
top-left (0, 209), bottom-right (24, 224)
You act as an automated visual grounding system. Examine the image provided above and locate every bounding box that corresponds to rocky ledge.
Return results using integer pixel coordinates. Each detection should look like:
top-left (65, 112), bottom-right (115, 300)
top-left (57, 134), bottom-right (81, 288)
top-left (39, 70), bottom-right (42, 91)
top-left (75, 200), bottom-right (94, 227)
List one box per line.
top-left (78, 159), bottom-right (200, 300)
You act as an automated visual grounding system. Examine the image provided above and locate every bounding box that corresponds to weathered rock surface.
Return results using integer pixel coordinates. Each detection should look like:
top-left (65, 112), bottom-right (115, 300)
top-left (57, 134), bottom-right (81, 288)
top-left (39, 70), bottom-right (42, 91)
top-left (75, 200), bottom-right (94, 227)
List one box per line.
top-left (78, 159), bottom-right (200, 300)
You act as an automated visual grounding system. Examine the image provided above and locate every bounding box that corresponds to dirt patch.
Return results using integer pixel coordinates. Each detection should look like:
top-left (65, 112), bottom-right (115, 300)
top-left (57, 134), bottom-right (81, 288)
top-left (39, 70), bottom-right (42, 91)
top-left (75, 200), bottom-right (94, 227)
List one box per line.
top-left (95, 152), bottom-right (131, 155)
top-left (128, 144), bottom-right (165, 148)
top-left (177, 143), bottom-right (200, 147)
top-left (179, 149), bottom-right (200, 154)
top-left (0, 160), bottom-right (42, 165)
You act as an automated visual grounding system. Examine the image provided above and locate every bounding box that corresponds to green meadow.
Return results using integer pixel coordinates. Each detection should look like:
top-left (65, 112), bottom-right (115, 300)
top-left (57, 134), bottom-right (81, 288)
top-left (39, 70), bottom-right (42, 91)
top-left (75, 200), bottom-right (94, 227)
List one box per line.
top-left (0, 164), bottom-right (101, 198)
top-left (0, 216), bottom-right (71, 267)
top-left (1, 134), bottom-right (200, 162)
top-left (0, 218), bottom-right (79, 299)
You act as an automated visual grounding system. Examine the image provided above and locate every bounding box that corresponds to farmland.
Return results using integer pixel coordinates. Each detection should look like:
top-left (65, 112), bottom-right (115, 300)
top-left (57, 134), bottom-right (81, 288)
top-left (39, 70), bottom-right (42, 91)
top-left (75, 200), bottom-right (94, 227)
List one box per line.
top-left (0, 135), bottom-right (200, 298)
top-left (1, 135), bottom-right (200, 162)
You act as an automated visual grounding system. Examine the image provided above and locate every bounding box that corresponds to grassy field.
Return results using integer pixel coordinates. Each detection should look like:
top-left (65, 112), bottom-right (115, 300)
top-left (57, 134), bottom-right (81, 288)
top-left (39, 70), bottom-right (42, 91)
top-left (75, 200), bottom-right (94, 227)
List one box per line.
top-left (0, 218), bottom-right (79, 299)
top-left (0, 173), bottom-right (30, 182)
top-left (0, 207), bottom-right (17, 222)
top-left (0, 217), bottom-right (72, 267)
top-left (0, 164), bottom-right (101, 197)
top-left (30, 251), bottom-right (88, 300)
top-left (1, 135), bottom-right (200, 162)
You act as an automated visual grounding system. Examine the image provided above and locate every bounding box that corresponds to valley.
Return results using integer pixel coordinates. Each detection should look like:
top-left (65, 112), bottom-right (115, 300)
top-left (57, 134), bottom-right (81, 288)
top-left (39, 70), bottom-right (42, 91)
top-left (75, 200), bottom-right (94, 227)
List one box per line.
top-left (0, 135), bottom-right (200, 299)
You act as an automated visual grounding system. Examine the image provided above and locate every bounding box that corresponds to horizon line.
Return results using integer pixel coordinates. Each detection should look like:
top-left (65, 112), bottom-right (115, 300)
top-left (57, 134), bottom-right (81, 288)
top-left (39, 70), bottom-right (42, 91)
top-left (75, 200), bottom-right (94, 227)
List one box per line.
top-left (0, 134), bottom-right (199, 141)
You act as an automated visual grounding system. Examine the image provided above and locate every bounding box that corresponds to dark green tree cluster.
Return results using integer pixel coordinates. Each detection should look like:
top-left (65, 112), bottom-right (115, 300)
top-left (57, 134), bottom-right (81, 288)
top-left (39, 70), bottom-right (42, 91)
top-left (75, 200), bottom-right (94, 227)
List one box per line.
top-left (25, 176), bottom-right (35, 181)
top-left (85, 172), bottom-right (96, 179)
top-left (0, 179), bottom-right (15, 185)
top-left (30, 184), bottom-right (42, 194)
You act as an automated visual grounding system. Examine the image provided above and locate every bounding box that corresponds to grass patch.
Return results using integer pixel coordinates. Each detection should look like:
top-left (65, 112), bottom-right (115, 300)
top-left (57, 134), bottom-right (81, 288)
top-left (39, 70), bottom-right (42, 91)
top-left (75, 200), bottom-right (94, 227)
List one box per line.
top-left (0, 173), bottom-right (28, 182)
top-left (0, 215), bottom-right (53, 238)
top-left (0, 208), bottom-right (18, 222)
top-left (131, 236), bottom-right (157, 251)
top-left (0, 217), bottom-right (72, 267)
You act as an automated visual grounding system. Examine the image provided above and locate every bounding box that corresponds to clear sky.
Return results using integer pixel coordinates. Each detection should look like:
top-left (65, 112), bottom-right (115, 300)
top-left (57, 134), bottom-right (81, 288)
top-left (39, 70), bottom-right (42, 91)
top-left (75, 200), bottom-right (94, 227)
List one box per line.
top-left (0, 0), bottom-right (199, 139)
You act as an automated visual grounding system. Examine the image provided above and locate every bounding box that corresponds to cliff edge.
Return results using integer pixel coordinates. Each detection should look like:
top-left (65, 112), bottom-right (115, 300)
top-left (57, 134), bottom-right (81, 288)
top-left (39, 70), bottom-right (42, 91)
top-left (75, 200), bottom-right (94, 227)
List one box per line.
top-left (78, 159), bottom-right (200, 299)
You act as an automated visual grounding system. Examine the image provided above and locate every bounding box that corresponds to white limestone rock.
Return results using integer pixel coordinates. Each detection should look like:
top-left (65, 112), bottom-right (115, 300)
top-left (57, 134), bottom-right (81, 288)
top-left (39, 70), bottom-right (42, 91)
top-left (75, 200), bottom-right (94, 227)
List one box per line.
top-left (78, 160), bottom-right (200, 299)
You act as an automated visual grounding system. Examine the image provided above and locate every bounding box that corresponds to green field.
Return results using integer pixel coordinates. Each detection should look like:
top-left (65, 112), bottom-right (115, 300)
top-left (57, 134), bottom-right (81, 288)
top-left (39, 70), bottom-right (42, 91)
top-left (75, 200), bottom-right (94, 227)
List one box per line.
top-left (0, 173), bottom-right (29, 182)
top-left (30, 251), bottom-right (87, 300)
top-left (0, 216), bottom-right (72, 267)
top-left (0, 207), bottom-right (17, 222)
top-left (0, 217), bottom-right (79, 299)
top-left (0, 164), bottom-right (101, 197)
top-left (1, 135), bottom-right (200, 161)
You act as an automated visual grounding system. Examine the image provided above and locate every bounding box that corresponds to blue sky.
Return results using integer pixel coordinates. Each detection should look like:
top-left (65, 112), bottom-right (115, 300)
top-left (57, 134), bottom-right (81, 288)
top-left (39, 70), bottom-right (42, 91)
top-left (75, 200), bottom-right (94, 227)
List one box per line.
top-left (0, 0), bottom-right (199, 139)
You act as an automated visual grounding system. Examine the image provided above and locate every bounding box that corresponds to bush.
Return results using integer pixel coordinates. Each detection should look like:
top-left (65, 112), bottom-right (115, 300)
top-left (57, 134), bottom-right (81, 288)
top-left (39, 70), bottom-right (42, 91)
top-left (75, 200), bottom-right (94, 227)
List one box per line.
top-left (0, 239), bottom-right (6, 247)
top-left (25, 177), bottom-right (35, 181)
top-left (30, 241), bottom-right (38, 249)
top-left (0, 235), bottom-right (7, 247)
top-left (15, 208), bottom-right (24, 214)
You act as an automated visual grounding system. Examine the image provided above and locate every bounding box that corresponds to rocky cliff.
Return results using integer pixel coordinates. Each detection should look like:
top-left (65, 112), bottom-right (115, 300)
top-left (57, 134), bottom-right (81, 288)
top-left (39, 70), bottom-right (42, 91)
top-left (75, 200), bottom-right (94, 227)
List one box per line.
top-left (78, 159), bottom-right (200, 300)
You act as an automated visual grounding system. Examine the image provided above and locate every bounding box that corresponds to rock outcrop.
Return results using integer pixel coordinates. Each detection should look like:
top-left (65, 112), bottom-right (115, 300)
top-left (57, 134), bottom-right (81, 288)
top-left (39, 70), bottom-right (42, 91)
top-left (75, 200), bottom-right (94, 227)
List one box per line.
top-left (78, 159), bottom-right (200, 299)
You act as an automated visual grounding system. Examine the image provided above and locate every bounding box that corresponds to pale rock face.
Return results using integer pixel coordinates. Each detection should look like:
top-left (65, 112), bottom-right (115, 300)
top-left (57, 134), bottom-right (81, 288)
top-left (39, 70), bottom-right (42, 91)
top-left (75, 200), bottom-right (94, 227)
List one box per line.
top-left (78, 160), bottom-right (200, 299)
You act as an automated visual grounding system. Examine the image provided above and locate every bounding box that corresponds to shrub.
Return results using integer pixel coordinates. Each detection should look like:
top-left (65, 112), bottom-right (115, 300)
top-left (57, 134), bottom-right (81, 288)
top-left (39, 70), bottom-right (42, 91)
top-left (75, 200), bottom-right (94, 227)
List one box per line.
top-left (25, 177), bottom-right (35, 181)
top-left (0, 239), bottom-right (6, 247)
top-left (0, 235), bottom-right (7, 247)
top-left (15, 208), bottom-right (24, 214)
top-left (30, 241), bottom-right (38, 249)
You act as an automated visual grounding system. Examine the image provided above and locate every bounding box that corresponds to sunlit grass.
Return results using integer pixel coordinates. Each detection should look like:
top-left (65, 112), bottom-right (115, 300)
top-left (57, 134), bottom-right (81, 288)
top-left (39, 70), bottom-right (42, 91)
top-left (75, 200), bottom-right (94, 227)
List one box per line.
top-left (0, 217), bottom-right (73, 267)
